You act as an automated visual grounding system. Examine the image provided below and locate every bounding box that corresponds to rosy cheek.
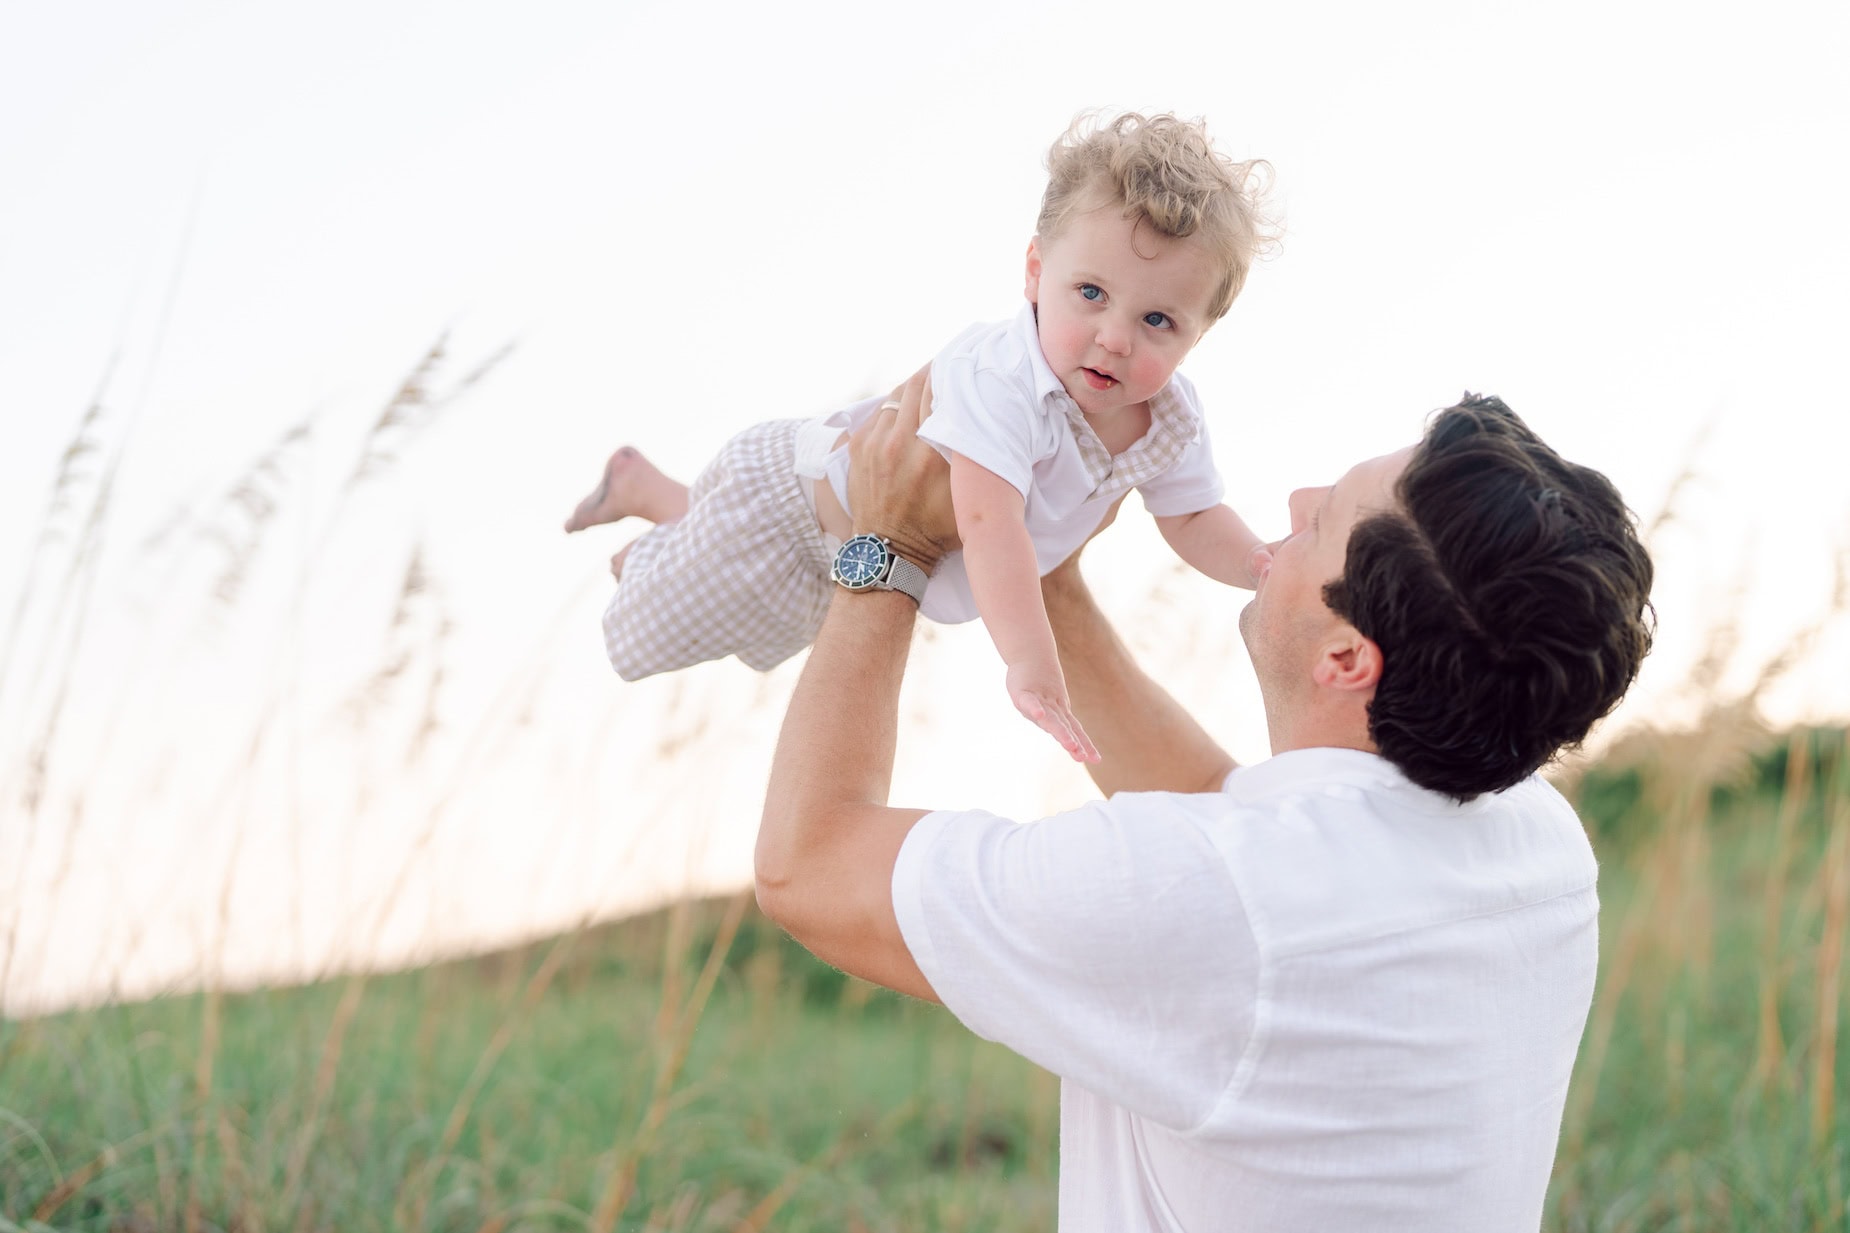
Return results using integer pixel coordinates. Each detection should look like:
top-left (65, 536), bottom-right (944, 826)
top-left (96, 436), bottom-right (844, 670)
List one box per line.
top-left (1051, 320), bottom-right (1088, 364)
top-left (1137, 353), bottom-right (1168, 390)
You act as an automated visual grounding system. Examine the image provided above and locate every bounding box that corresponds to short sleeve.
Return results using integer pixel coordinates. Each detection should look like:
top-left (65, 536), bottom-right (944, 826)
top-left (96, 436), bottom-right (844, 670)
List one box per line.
top-left (920, 354), bottom-right (1048, 500)
top-left (1137, 415), bottom-right (1226, 517)
top-left (892, 794), bottom-right (1260, 1132)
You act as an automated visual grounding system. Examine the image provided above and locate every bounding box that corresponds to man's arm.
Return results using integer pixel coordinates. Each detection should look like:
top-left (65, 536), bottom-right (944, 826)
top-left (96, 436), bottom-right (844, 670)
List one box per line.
top-left (1042, 541), bottom-right (1237, 797)
top-left (755, 588), bottom-right (939, 1000)
top-left (754, 371), bottom-right (956, 1002)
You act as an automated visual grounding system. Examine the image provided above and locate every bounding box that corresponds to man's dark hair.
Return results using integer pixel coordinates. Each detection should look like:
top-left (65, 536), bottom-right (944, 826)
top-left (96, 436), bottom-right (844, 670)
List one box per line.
top-left (1324, 394), bottom-right (1655, 801)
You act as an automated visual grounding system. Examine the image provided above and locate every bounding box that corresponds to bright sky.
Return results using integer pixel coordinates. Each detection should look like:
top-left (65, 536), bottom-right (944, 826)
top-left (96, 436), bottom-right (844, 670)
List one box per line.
top-left (3, 0), bottom-right (1847, 1011)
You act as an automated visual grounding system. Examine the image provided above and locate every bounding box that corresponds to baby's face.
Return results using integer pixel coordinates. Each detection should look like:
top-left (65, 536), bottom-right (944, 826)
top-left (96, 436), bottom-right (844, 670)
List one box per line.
top-left (1025, 207), bottom-right (1220, 418)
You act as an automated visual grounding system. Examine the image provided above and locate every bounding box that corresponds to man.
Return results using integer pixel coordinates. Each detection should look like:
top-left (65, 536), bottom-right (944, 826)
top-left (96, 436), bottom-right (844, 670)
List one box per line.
top-left (754, 372), bottom-right (1655, 1231)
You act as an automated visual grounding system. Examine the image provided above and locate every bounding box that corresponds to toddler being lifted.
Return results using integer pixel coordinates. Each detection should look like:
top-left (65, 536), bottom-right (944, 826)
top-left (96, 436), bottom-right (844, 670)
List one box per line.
top-left (565, 112), bottom-right (1271, 761)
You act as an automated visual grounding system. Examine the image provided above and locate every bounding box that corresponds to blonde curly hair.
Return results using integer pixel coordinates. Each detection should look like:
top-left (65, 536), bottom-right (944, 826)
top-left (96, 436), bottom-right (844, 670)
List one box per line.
top-left (1036, 111), bottom-right (1275, 323)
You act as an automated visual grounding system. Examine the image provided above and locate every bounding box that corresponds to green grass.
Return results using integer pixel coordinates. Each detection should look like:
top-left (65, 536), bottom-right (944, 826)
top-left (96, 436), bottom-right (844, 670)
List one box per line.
top-left (0, 898), bottom-right (1058, 1232)
top-left (3, 731), bottom-right (1846, 1231)
top-left (1546, 729), bottom-right (1850, 1232)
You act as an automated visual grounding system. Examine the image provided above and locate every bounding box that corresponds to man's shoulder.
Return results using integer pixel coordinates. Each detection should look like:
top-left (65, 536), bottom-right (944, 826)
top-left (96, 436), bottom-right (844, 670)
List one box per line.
top-left (1195, 751), bottom-right (1598, 956)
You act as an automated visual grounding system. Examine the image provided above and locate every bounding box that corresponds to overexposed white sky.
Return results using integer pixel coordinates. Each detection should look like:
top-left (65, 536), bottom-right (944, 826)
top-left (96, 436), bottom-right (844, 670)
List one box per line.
top-left (3, 0), bottom-right (1847, 1010)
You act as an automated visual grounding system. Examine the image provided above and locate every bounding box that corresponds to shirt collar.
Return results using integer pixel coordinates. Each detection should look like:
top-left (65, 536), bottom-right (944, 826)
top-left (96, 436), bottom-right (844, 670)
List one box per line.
top-left (1011, 301), bottom-right (1071, 410)
top-left (1141, 378), bottom-right (1201, 444)
top-left (1224, 747), bottom-right (1411, 801)
top-left (1222, 747), bottom-right (1501, 814)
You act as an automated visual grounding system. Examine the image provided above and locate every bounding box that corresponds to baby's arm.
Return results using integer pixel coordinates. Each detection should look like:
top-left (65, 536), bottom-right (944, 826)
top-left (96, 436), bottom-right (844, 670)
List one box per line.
top-left (950, 452), bottom-right (1099, 763)
top-left (1155, 504), bottom-right (1266, 589)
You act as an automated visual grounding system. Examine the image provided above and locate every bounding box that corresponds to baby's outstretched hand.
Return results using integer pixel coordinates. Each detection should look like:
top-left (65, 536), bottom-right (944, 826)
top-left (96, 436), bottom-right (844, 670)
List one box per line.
top-left (1006, 660), bottom-right (1101, 764)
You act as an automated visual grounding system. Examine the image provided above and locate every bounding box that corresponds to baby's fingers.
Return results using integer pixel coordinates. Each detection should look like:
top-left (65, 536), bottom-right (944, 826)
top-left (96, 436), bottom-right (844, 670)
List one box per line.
top-left (1015, 690), bottom-right (1100, 764)
top-left (1045, 700), bottom-right (1100, 764)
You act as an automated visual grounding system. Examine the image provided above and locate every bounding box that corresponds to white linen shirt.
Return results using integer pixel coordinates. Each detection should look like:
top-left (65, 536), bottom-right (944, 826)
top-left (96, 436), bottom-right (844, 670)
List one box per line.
top-left (794, 305), bottom-right (1224, 623)
top-left (891, 748), bottom-right (1600, 1233)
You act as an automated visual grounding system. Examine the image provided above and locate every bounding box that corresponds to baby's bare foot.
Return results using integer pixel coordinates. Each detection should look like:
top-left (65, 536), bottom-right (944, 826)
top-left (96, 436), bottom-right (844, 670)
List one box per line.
top-left (563, 447), bottom-right (690, 532)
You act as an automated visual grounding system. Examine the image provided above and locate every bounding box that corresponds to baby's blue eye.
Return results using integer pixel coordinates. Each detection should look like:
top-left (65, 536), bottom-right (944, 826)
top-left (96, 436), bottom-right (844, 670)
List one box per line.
top-left (1144, 312), bottom-right (1173, 329)
top-left (1079, 284), bottom-right (1103, 302)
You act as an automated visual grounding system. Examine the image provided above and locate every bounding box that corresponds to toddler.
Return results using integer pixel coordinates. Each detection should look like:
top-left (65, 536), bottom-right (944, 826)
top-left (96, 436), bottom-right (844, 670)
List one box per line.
top-left (565, 112), bottom-right (1270, 761)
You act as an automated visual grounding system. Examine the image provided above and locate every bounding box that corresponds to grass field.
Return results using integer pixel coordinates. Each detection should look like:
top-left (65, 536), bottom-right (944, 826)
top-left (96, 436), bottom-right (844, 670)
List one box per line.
top-left (2, 727), bottom-right (1845, 1232)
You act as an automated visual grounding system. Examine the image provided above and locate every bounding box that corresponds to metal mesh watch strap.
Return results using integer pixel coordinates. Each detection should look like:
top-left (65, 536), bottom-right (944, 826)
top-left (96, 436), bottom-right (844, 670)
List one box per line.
top-left (832, 533), bottom-right (930, 606)
top-left (881, 552), bottom-right (929, 605)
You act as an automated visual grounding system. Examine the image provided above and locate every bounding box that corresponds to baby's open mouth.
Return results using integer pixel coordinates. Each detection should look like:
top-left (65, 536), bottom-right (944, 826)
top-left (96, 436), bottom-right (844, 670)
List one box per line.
top-left (1082, 368), bottom-right (1118, 390)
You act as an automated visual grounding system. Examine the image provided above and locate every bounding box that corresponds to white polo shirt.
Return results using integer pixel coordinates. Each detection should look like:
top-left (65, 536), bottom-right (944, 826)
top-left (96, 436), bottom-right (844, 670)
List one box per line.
top-left (794, 305), bottom-right (1224, 624)
top-left (891, 747), bottom-right (1599, 1232)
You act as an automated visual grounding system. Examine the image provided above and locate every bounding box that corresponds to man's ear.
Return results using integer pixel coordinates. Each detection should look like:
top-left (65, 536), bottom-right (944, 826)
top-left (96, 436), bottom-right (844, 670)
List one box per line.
top-left (1024, 237), bottom-right (1042, 304)
top-left (1312, 632), bottom-right (1382, 694)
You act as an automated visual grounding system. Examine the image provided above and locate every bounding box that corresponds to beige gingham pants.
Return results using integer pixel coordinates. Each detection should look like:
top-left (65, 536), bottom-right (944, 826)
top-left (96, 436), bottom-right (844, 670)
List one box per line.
top-left (602, 418), bottom-right (835, 681)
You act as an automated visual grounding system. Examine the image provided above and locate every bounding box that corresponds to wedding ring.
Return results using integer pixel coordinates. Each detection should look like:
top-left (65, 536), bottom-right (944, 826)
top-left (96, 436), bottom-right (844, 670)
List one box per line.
top-left (877, 399), bottom-right (903, 412)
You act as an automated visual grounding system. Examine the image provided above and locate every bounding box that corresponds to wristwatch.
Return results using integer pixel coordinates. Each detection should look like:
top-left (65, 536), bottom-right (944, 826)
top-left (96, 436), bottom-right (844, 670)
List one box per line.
top-left (831, 533), bottom-right (930, 605)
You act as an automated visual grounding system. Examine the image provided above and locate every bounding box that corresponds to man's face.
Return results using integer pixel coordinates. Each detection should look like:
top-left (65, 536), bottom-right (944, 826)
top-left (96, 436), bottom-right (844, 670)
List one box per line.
top-left (1024, 206), bottom-right (1218, 418)
top-left (1239, 448), bottom-right (1413, 699)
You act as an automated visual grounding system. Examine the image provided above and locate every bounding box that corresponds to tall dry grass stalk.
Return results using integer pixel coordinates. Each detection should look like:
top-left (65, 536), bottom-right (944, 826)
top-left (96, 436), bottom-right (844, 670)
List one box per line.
top-left (344, 545), bottom-right (451, 787)
top-left (654, 895), bottom-right (693, 1044)
top-left (202, 417), bottom-right (315, 609)
top-left (1811, 731), bottom-right (1849, 1145)
top-left (27, 1125), bottom-right (163, 1226)
top-left (0, 369), bottom-right (121, 1019)
top-left (1562, 844), bottom-right (1656, 1153)
top-left (344, 333), bottom-right (516, 492)
top-left (0, 360), bottom-right (112, 706)
top-left (4, 185), bottom-right (206, 824)
top-left (733, 1095), bottom-right (924, 1233)
top-left (1637, 420), bottom-right (1715, 551)
top-left (588, 890), bottom-right (753, 1233)
top-left (398, 931), bottom-right (583, 1231)
top-left (278, 973), bottom-right (369, 1221)
top-left (184, 981), bottom-right (223, 1233)
top-left (1752, 731), bottom-right (1811, 1091)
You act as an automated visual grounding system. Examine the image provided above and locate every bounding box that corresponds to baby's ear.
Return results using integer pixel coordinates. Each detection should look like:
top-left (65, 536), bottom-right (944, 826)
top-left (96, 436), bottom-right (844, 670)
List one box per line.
top-left (1023, 237), bottom-right (1043, 303)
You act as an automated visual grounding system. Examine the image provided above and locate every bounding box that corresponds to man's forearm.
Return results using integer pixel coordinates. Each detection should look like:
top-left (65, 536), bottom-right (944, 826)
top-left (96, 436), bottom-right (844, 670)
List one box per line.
top-left (758, 590), bottom-right (912, 872)
top-left (1042, 562), bottom-right (1236, 796)
top-left (755, 589), bottom-right (936, 1001)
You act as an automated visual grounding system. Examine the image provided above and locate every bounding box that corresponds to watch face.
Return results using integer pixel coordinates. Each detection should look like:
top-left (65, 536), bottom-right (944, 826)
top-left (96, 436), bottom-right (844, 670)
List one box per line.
top-left (833, 534), bottom-right (888, 589)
